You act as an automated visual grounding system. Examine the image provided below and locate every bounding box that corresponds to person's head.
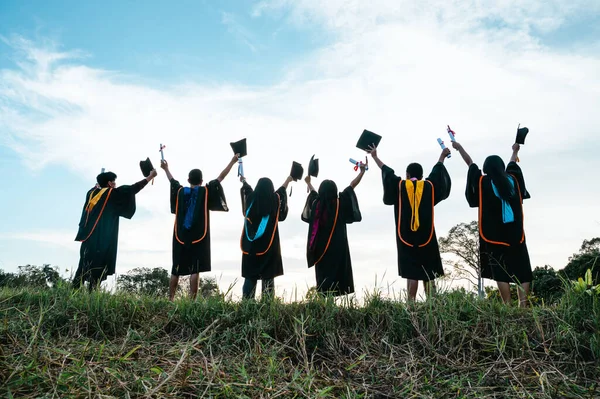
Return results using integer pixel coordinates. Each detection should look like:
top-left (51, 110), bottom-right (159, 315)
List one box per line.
top-left (97, 172), bottom-right (117, 188)
top-left (188, 169), bottom-right (203, 186)
top-left (406, 163), bottom-right (423, 180)
top-left (318, 180), bottom-right (338, 202)
top-left (483, 155), bottom-right (515, 201)
top-left (249, 177), bottom-right (275, 217)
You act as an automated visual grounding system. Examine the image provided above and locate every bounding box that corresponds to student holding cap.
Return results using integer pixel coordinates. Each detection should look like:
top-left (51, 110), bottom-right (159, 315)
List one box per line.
top-left (451, 130), bottom-right (532, 307)
top-left (301, 154), bottom-right (365, 297)
top-left (72, 160), bottom-right (158, 291)
top-left (159, 149), bottom-right (239, 301)
top-left (239, 162), bottom-right (295, 300)
top-left (365, 130), bottom-right (452, 301)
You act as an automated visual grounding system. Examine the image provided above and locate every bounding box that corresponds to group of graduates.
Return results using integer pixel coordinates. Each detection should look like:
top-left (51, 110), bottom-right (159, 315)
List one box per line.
top-left (72, 129), bottom-right (533, 306)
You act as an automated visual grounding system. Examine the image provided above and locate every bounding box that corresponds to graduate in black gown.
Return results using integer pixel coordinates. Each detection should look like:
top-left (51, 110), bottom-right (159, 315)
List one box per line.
top-left (240, 174), bottom-right (293, 299)
top-left (160, 154), bottom-right (239, 301)
top-left (369, 145), bottom-right (452, 301)
top-left (301, 162), bottom-right (365, 297)
top-left (73, 168), bottom-right (157, 291)
top-left (452, 140), bottom-right (532, 306)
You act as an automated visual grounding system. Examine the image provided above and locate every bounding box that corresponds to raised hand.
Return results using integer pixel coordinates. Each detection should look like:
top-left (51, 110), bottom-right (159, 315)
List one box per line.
top-left (367, 144), bottom-right (378, 158)
top-left (160, 160), bottom-right (169, 170)
top-left (359, 156), bottom-right (368, 172)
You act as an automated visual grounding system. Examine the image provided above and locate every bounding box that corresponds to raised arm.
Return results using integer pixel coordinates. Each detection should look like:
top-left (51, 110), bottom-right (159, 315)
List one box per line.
top-left (281, 175), bottom-right (293, 190)
top-left (509, 143), bottom-right (520, 163)
top-left (451, 141), bottom-right (473, 167)
top-left (304, 175), bottom-right (316, 193)
top-left (350, 157), bottom-right (367, 188)
top-left (437, 148), bottom-right (451, 164)
top-left (160, 160), bottom-right (175, 181)
top-left (217, 153), bottom-right (240, 182)
top-left (367, 145), bottom-right (384, 169)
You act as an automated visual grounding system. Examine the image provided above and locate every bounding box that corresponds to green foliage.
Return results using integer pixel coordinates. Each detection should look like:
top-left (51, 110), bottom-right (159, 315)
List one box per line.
top-left (571, 269), bottom-right (600, 296)
top-left (117, 267), bottom-right (170, 297)
top-left (531, 265), bottom-right (564, 304)
top-left (0, 286), bottom-right (598, 398)
top-left (561, 237), bottom-right (600, 284)
top-left (0, 264), bottom-right (66, 289)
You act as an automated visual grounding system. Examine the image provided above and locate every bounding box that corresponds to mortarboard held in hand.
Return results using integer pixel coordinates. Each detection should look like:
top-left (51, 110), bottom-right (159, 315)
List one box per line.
top-left (356, 129), bottom-right (382, 152)
top-left (289, 161), bottom-right (304, 196)
top-left (140, 157), bottom-right (155, 185)
top-left (230, 138), bottom-right (247, 177)
top-left (515, 124), bottom-right (529, 162)
top-left (308, 155), bottom-right (319, 178)
top-left (307, 154), bottom-right (319, 192)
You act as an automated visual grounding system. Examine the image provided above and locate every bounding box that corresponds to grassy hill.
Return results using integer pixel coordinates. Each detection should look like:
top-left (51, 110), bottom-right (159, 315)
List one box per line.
top-left (1, 286), bottom-right (599, 398)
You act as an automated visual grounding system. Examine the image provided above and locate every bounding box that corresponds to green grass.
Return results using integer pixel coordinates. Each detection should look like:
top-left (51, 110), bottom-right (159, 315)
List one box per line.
top-left (1, 286), bottom-right (599, 398)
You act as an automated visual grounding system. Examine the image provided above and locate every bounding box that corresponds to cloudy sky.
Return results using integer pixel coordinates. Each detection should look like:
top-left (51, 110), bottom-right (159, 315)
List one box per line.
top-left (1, 0), bottom-right (599, 300)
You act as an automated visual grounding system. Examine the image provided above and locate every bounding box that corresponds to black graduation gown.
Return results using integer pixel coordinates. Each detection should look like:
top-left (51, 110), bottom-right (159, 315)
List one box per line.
top-left (381, 163), bottom-right (451, 281)
top-left (301, 186), bottom-right (362, 296)
top-left (240, 183), bottom-right (288, 280)
top-left (466, 161), bottom-right (532, 283)
top-left (170, 178), bottom-right (228, 276)
top-left (74, 179), bottom-right (148, 282)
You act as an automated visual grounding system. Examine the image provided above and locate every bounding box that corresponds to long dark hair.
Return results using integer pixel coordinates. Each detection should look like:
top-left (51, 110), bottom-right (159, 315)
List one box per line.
top-left (483, 155), bottom-right (515, 201)
top-left (248, 177), bottom-right (275, 218)
top-left (314, 179), bottom-right (338, 224)
top-left (317, 180), bottom-right (338, 203)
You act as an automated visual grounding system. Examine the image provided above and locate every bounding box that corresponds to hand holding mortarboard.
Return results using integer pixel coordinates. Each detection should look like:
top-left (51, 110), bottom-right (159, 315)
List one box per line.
top-left (356, 129), bottom-right (382, 152)
top-left (288, 161), bottom-right (304, 196)
top-left (515, 124), bottom-right (529, 162)
top-left (139, 157), bottom-right (156, 184)
top-left (230, 138), bottom-right (247, 177)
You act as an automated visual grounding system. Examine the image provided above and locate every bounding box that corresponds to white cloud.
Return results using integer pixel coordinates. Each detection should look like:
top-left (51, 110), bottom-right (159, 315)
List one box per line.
top-left (1, 1), bottom-right (600, 300)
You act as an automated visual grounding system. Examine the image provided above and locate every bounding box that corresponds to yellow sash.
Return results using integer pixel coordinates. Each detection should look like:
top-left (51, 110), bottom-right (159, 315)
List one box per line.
top-left (405, 180), bottom-right (424, 232)
top-left (85, 188), bottom-right (108, 213)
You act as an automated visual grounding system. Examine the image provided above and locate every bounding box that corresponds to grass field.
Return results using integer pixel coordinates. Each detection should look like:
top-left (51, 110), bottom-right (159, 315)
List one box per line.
top-left (1, 286), bottom-right (599, 398)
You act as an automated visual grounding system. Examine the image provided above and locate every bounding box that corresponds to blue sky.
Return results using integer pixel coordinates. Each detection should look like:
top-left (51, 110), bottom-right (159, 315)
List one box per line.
top-left (1, 0), bottom-right (599, 299)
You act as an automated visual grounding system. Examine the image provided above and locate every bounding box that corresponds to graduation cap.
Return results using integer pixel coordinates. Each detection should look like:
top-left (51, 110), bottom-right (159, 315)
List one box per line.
top-left (356, 129), bottom-right (382, 152)
top-left (139, 157), bottom-right (154, 177)
top-left (308, 154), bottom-right (319, 178)
top-left (516, 125), bottom-right (529, 145)
top-left (230, 138), bottom-right (247, 158)
top-left (290, 161), bottom-right (304, 181)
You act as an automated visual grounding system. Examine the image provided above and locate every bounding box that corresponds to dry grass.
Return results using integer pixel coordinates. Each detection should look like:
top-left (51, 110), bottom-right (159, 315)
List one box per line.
top-left (1, 286), bottom-right (599, 398)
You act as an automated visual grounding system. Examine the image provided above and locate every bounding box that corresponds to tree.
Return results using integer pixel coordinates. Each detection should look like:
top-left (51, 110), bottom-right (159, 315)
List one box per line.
top-left (0, 264), bottom-right (66, 289)
top-left (561, 237), bottom-right (600, 285)
top-left (531, 265), bottom-right (563, 304)
top-left (117, 267), bottom-right (170, 297)
top-left (438, 221), bottom-right (484, 298)
top-left (177, 275), bottom-right (220, 299)
top-left (116, 267), bottom-right (220, 298)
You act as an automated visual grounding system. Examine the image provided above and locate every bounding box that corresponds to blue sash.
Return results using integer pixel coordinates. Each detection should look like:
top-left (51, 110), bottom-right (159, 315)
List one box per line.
top-left (491, 178), bottom-right (515, 224)
top-left (183, 187), bottom-right (200, 230)
top-left (244, 201), bottom-right (270, 242)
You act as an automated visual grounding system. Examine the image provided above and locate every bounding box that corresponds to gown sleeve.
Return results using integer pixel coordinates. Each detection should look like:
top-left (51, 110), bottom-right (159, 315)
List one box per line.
top-left (275, 186), bottom-right (289, 222)
top-left (240, 181), bottom-right (253, 216)
top-left (170, 179), bottom-right (182, 214)
top-left (206, 179), bottom-right (229, 212)
top-left (301, 190), bottom-right (319, 223)
top-left (466, 163), bottom-right (483, 208)
top-left (339, 186), bottom-right (362, 224)
top-left (506, 161), bottom-right (531, 200)
top-left (426, 162), bottom-right (452, 205)
top-left (381, 164), bottom-right (401, 206)
top-left (112, 178), bottom-right (148, 219)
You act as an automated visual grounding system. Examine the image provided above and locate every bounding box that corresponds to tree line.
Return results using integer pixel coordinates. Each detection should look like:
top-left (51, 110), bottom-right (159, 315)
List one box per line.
top-left (1, 221), bottom-right (598, 302)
